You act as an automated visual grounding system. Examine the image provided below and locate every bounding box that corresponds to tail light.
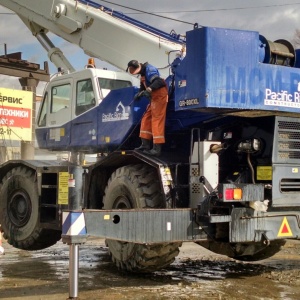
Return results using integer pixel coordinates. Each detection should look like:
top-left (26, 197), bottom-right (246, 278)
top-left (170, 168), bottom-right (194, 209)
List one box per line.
top-left (218, 183), bottom-right (264, 202)
top-left (225, 188), bottom-right (243, 200)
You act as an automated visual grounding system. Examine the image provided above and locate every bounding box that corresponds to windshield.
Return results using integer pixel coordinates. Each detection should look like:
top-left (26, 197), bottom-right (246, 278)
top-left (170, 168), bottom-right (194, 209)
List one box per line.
top-left (98, 78), bottom-right (132, 98)
top-left (98, 78), bottom-right (131, 90)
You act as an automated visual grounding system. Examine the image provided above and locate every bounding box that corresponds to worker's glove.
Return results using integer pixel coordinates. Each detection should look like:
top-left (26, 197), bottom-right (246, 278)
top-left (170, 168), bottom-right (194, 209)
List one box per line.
top-left (134, 90), bottom-right (151, 100)
top-left (142, 90), bottom-right (152, 99)
top-left (134, 91), bottom-right (143, 101)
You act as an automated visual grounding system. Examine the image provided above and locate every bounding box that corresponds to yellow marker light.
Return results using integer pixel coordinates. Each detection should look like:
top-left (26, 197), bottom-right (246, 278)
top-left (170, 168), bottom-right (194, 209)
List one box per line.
top-left (233, 188), bottom-right (242, 200)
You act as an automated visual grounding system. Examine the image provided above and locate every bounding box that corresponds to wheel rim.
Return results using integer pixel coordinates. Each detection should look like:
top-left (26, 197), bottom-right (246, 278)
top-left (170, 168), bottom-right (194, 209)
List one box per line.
top-left (113, 195), bottom-right (132, 209)
top-left (8, 190), bottom-right (32, 227)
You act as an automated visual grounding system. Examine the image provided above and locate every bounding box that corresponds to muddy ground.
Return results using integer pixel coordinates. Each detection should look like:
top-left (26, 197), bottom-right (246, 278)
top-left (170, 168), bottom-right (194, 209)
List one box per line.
top-left (0, 238), bottom-right (300, 300)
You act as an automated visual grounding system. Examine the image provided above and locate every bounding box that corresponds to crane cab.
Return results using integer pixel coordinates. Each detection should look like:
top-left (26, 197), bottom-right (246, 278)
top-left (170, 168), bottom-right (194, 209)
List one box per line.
top-left (36, 67), bottom-right (139, 151)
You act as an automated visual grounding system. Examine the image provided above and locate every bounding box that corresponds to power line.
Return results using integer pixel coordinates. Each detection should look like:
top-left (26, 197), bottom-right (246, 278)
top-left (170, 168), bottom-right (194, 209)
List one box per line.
top-left (125, 3), bottom-right (300, 15)
top-left (98, 1), bottom-right (300, 15)
top-left (2, 1), bottom-right (300, 24)
top-left (89, 0), bottom-right (300, 26)
top-left (91, 0), bottom-right (195, 25)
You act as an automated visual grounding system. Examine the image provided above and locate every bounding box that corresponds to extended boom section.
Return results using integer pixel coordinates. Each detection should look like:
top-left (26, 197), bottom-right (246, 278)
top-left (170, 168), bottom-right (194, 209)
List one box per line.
top-left (0, 0), bottom-right (184, 76)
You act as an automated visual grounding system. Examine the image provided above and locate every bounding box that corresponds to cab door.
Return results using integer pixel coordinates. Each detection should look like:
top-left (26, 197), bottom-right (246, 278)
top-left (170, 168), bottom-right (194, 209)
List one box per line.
top-left (69, 77), bottom-right (98, 149)
top-left (44, 79), bottom-right (72, 149)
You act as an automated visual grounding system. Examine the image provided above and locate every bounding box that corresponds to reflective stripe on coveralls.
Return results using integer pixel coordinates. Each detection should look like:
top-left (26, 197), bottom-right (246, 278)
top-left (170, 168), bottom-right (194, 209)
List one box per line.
top-left (139, 85), bottom-right (168, 144)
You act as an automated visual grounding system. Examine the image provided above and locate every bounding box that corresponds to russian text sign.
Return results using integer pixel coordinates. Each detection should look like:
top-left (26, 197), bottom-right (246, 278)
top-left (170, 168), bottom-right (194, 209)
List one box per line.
top-left (0, 87), bottom-right (33, 141)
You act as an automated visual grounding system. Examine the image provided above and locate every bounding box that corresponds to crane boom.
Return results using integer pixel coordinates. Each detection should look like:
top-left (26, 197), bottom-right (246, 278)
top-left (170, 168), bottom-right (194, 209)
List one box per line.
top-left (0, 0), bottom-right (184, 76)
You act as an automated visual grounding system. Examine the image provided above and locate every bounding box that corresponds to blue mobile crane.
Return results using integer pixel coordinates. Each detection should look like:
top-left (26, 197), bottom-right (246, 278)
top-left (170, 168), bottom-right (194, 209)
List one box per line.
top-left (0, 0), bottom-right (300, 273)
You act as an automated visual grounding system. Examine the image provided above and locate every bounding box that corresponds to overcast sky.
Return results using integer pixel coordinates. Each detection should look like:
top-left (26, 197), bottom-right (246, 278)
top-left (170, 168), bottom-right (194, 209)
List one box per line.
top-left (1, 0), bottom-right (300, 94)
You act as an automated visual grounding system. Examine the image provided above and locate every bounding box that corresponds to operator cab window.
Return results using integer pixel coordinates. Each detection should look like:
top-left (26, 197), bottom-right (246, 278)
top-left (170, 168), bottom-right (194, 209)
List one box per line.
top-left (51, 84), bottom-right (71, 113)
top-left (98, 78), bottom-right (132, 98)
top-left (76, 79), bottom-right (96, 115)
top-left (37, 92), bottom-right (48, 127)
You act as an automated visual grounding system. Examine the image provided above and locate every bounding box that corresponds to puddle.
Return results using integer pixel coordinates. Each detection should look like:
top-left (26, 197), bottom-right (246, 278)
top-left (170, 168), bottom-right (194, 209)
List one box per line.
top-left (1, 239), bottom-right (300, 299)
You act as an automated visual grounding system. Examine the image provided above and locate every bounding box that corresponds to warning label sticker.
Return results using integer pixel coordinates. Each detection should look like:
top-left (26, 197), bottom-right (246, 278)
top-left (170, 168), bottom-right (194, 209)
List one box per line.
top-left (277, 217), bottom-right (293, 237)
top-left (58, 172), bottom-right (69, 205)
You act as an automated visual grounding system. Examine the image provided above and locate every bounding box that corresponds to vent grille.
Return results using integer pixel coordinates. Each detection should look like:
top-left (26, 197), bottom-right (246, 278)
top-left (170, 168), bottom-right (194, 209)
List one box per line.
top-left (191, 183), bottom-right (201, 194)
top-left (280, 178), bottom-right (300, 192)
top-left (191, 166), bottom-right (199, 176)
top-left (274, 118), bottom-right (300, 163)
top-left (278, 121), bottom-right (300, 130)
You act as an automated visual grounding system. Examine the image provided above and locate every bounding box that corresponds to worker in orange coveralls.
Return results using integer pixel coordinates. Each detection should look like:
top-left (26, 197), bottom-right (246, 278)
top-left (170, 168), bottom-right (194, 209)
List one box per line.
top-left (127, 60), bottom-right (168, 156)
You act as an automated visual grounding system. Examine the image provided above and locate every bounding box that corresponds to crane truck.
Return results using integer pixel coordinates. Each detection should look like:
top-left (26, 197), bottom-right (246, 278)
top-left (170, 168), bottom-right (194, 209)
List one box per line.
top-left (1, 0), bottom-right (300, 273)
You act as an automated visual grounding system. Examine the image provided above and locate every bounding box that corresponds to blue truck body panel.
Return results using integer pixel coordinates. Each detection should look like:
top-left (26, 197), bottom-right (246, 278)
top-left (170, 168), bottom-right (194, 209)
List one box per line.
top-left (174, 27), bottom-right (300, 113)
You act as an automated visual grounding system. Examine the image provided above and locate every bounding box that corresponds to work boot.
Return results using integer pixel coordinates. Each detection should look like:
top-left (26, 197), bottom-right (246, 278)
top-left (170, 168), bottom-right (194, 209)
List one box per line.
top-left (134, 138), bottom-right (151, 151)
top-left (144, 144), bottom-right (162, 156)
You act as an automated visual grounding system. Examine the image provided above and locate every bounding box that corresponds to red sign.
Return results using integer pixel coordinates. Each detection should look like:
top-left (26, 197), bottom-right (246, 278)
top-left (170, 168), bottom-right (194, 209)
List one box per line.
top-left (0, 106), bottom-right (31, 128)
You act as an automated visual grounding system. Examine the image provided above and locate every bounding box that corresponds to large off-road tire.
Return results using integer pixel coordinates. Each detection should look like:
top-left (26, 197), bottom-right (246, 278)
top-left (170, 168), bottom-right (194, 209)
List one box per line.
top-left (0, 166), bottom-right (61, 250)
top-left (103, 164), bottom-right (181, 273)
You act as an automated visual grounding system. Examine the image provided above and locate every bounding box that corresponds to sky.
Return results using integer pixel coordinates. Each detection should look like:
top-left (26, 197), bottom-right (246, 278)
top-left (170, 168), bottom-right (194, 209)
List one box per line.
top-left (1, 0), bottom-right (300, 95)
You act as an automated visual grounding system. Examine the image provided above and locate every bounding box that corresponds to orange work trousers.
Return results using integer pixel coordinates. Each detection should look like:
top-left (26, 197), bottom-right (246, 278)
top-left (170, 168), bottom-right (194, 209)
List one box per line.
top-left (139, 86), bottom-right (168, 144)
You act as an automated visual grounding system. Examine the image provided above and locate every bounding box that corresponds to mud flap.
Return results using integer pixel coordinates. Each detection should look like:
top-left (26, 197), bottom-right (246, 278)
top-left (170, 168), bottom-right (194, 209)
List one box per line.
top-left (230, 207), bottom-right (299, 243)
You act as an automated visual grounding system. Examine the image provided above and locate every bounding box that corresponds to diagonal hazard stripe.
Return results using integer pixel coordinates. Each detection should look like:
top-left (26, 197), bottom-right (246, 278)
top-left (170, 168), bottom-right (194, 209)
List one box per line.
top-left (62, 212), bottom-right (87, 236)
